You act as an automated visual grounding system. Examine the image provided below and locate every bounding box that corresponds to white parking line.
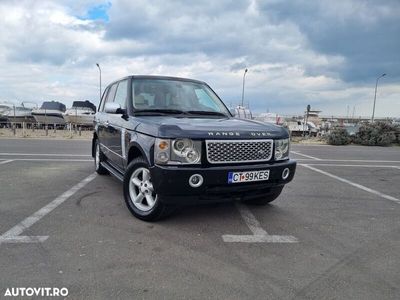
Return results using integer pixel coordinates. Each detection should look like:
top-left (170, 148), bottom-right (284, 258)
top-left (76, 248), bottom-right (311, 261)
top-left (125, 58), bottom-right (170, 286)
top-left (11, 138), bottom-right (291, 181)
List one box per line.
top-left (222, 203), bottom-right (298, 243)
top-left (0, 236), bottom-right (49, 244)
top-left (304, 163), bottom-right (400, 169)
top-left (0, 173), bottom-right (97, 245)
top-left (0, 160), bottom-right (14, 165)
top-left (0, 153), bottom-right (90, 157)
top-left (1, 159), bottom-right (93, 162)
top-left (296, 159), bottom-right (400, 163)
top-left (301, 164), bottom-right (400, 204)
top-left (291, 151), bottom-right (321, 160)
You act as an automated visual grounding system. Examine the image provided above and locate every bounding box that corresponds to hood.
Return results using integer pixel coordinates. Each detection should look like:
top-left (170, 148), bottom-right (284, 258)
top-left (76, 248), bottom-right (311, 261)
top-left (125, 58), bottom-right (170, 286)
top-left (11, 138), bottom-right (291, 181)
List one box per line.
top-left (134, 116), bottom-right (288, 139)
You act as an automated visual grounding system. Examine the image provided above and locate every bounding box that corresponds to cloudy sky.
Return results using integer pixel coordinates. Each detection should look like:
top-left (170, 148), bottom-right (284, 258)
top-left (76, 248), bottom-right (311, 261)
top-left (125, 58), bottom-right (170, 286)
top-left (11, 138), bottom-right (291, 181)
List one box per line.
top-left (0, 0), bottom-right (399, 117)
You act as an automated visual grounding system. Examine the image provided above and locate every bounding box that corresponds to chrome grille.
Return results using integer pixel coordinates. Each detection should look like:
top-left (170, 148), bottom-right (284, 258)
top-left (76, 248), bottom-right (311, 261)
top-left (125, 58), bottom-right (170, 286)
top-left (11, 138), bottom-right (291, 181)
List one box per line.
top-left (206, 139), bottom-right (273, 164)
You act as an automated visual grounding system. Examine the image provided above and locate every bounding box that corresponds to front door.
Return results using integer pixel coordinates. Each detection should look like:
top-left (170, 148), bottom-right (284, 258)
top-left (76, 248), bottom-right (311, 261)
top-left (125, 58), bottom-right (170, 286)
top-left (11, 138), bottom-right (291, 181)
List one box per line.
top-left (98, 83), bottom-right (117, 162)
top-left (105, 79), bottom-right (128, 170)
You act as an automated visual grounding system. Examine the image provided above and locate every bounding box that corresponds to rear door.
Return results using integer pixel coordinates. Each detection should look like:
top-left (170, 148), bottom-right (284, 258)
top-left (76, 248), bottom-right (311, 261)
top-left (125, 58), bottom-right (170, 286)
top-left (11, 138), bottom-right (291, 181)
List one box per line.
top-left (96, 85), bottom-right (109, 148)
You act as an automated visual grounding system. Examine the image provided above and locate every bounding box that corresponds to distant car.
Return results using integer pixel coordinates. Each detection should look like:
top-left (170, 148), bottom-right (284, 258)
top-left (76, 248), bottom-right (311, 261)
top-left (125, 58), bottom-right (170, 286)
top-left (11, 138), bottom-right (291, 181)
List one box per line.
top-left (92, 75), bottom-right (296, 221)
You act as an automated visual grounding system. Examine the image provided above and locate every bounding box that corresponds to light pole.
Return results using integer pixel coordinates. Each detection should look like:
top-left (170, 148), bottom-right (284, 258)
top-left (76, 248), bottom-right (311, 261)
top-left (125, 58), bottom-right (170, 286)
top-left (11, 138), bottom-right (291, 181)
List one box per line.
top-left (241, 68), bottom-right (248, 107)
top-left (96, 63), bottom-right (102, 102)
top-left (371, 73), bottom-right (386, 122)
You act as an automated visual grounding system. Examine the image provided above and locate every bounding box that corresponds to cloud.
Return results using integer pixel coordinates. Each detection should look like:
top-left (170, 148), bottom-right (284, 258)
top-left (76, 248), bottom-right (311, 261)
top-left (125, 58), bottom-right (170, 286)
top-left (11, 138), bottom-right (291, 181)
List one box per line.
top-left (260, 0), bottom-right (400, 83)
top-left (0, 0), bottom-right (398, 118)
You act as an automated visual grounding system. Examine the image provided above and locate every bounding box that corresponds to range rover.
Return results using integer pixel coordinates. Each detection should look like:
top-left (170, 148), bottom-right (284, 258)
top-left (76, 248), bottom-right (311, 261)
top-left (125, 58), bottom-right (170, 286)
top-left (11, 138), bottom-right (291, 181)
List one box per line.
top-left (92, 75), bottom-right (296, 221)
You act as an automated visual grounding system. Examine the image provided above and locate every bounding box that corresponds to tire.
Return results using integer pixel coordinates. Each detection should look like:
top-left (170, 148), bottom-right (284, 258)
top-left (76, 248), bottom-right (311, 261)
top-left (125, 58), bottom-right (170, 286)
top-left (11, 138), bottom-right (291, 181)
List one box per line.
top-left (94, 139), bottom-right (109, 175)
top-left (123, 157), bottom-right (174, 221)
top-left (242, 186), bottom-right (284, 205)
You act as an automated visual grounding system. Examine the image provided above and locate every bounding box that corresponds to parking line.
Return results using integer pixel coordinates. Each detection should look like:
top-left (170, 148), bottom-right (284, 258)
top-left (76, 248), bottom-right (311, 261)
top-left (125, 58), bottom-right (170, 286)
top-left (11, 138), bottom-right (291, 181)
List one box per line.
top-left (0, 236), bottom-right (49, 244)
top-left (0, 159), bottom-right (93, 162)
top-left (222, 203), bottom-right (298, 243)
top-left (0, 160), bottom-right (14, 165)
top-left (291, 151), bottom-right (321, 160)
top-left (0, 173), bottom-right (97, 245)
top-left (297, 159), bottom-right (400, 163)
top-left (305, 164), bottom-right (400, 169)
top-left (0, 153), bottom-right (90, 157)
top-left (301, 164), bottom-right (400, 204)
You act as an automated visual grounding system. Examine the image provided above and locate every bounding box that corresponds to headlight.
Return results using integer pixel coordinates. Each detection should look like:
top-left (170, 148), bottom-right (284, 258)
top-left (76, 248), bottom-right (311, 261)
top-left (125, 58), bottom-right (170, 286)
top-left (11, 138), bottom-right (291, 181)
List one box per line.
top-left (274, 138), bottom-right (290, 160)
top-left (172, 139), bottom-right (193, 156)
top-left (155, 138), bottom-right (201, 164)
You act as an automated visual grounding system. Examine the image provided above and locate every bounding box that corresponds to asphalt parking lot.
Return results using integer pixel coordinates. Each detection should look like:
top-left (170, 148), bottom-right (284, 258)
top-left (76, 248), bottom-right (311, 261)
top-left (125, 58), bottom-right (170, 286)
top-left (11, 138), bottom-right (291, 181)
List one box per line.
top-left (0, 138), bottom-right (399, 299)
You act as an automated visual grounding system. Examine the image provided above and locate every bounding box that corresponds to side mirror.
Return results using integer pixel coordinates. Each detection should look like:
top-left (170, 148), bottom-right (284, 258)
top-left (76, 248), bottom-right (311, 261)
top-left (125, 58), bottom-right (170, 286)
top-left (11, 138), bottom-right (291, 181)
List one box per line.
top-left (229, 108), bottom-right (236, 117)
top-left (104, 102), bottom-right (121, 114)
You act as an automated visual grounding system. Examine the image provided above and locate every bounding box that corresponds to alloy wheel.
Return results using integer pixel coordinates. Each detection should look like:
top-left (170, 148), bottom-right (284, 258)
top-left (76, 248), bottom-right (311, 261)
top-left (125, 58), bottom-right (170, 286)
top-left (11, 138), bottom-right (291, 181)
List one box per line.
top-left (129, 167), bottom-right (157, 211)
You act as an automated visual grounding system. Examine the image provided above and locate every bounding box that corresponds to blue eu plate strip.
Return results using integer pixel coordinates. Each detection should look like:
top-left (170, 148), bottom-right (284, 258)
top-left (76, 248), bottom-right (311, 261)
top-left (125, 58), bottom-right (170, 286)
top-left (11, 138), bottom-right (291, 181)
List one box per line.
top-left (228, 172), bottom-right (233, 184)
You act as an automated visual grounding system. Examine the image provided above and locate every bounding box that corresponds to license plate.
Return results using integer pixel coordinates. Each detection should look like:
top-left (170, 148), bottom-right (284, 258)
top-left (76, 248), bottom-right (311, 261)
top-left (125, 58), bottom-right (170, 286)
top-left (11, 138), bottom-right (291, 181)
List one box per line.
top-left (228, 170), bottom-right (270, 184)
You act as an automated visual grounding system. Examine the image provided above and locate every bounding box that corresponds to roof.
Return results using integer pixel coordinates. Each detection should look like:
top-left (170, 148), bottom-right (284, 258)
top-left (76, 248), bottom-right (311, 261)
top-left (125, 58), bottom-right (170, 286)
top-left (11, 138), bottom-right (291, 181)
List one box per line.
top-left (107, 75), bottom-right (206, 87)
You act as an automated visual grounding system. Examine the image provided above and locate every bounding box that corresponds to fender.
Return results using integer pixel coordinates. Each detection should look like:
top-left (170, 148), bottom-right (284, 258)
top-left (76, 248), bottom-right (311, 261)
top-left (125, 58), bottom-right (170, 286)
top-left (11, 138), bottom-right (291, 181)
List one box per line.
top-left (126, 131), bottom-right (155, 168)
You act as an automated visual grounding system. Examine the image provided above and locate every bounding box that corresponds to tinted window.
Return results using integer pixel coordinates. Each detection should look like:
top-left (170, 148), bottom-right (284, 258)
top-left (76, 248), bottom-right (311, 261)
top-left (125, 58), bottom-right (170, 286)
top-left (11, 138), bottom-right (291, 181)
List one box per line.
top-left (114, 80), bottom-right (128, 109)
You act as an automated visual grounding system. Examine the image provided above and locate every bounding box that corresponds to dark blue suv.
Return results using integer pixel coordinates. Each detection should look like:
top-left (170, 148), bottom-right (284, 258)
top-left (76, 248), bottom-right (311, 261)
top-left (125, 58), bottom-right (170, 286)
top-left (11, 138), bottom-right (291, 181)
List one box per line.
top-left (92, 75), bottom-right (296, 221)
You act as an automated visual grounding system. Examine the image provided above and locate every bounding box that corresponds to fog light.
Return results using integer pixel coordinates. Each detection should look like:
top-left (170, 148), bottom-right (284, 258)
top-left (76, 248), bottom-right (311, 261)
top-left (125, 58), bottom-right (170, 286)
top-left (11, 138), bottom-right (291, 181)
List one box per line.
top-left (282, 168), bottom-right (290, 180)
top-left (189, 174), bottom-right (203, 188)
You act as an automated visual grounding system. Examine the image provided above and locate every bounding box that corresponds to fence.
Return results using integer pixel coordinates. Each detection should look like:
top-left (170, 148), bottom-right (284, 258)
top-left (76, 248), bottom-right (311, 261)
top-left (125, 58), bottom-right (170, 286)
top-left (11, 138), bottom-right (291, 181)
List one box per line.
top-left (0, 121), bottom-right (93, 138)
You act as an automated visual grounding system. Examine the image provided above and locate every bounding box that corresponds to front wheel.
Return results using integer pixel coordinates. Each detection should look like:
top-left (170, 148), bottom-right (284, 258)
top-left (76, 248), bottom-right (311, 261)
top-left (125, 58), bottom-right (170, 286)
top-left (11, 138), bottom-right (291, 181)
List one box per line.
top-left (242, 186), bottom-right (284, 205)
top-left (123, 157), bottom-right (174, 221)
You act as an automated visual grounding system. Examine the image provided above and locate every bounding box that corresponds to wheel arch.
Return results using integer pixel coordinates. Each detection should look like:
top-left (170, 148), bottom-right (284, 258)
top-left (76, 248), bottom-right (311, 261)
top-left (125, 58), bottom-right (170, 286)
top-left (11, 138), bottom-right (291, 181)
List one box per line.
top-left (127, 142), bottom-right (150, 165)
top-left (92, 132), bottom-right (98, 158)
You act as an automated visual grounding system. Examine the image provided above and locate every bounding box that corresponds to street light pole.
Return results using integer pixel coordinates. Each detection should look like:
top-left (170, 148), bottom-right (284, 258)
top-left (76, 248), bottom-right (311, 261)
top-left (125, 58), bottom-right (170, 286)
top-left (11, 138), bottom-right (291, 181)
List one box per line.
top-left (96, 63), bottom-right (102, 102)
top-left (371, 73), bottom-right (386, 122)
top-left (241, 68), bottom-right (248, 107)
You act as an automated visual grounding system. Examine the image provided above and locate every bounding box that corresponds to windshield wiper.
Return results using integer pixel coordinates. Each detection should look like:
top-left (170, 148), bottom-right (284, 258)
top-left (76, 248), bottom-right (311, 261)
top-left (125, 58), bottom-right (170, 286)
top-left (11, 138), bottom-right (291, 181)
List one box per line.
top-left (186, 110), bottom-right (228, 117)
top-left (134, 109), bottom-right (187, 115)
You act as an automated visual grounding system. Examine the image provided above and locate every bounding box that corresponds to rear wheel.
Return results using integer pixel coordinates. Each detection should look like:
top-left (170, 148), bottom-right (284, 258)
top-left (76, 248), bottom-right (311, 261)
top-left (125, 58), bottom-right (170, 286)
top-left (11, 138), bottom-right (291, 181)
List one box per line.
top-left (242, 186), bottom-right (284, 205)
top-left (94, 139), bottom-right (109, 175)
top-left (123, 157), bottom-right (174, 221)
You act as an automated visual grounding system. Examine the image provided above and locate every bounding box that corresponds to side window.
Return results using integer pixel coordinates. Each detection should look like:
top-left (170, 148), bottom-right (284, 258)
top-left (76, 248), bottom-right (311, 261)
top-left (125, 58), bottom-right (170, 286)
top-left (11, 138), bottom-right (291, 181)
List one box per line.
top-left (114, 80), bottom-right (128, 109)
top-left (99, 87), bottom-right (109, 112)
top-left (102, 83), bottom-right (118, 112)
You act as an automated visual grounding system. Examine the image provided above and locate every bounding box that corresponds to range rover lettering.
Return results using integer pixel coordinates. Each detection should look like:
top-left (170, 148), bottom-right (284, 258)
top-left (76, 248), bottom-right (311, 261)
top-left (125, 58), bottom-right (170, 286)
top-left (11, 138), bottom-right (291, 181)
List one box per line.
top-left (92, 75), bottom-right (296, 221)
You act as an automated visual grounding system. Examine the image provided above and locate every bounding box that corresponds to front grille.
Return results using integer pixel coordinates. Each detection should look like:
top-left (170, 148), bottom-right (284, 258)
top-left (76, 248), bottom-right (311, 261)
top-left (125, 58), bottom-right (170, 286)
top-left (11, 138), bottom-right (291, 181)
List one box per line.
top-left (206, 139), bottom-right (273, 164)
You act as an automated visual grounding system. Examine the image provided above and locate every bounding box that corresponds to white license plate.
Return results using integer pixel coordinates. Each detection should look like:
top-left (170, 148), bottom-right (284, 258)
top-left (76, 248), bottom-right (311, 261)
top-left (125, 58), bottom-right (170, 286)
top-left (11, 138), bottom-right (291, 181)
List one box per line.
top-left (228, 170), bottom-right (270, 184)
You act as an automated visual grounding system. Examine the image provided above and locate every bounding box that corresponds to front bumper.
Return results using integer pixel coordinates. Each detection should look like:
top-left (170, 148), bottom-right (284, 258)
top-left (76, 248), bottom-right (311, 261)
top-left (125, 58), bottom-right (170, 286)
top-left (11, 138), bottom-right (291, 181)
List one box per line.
top-left (150, 160), bottom-right (296, 204)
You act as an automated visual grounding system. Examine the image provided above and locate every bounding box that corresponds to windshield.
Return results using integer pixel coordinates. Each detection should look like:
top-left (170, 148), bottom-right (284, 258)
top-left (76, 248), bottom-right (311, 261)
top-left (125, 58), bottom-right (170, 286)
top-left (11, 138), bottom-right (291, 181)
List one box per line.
top-left (132, 79), bottom-right (230, 116)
